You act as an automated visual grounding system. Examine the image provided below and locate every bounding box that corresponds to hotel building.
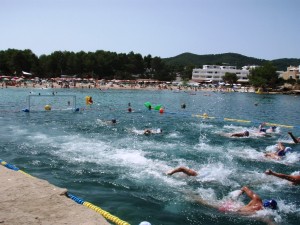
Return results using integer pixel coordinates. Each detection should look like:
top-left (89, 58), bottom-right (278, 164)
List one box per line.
top-left (192, 65), bottom-right (251, 83)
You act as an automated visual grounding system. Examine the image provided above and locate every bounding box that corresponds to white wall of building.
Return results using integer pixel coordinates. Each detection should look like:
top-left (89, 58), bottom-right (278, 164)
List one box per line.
top-left (192, 65), bottom-right (249, 83)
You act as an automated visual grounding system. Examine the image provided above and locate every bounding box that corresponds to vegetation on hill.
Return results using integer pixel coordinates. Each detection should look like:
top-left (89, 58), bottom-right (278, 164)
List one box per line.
top-left (163, 52), bottom-right (300, 71)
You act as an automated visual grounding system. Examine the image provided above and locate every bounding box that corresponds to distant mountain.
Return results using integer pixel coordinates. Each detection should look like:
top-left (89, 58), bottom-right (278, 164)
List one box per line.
top-left (162, 52), bottom-right (300, 71)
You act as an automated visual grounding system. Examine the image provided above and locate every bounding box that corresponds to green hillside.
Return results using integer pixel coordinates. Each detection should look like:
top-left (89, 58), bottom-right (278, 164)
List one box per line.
top-left (162, 52), bottom-right (300, 71)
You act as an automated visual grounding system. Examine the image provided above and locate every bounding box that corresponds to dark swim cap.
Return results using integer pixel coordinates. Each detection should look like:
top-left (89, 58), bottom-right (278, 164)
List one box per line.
top-left (112, 119), bottom-right (116, 123)
top-left (263, 199), bottom-right (277, 209)
top-left (244, 131), bottom-right (249, 136)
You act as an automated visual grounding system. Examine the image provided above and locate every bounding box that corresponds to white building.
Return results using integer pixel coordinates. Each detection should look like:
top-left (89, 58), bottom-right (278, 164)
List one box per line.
top-left (192, 65), bottom-right (250, 83)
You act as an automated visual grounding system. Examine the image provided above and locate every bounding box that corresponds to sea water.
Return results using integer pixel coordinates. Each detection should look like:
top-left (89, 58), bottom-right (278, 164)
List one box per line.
top-left (0, 87), bottom-right (300, 225)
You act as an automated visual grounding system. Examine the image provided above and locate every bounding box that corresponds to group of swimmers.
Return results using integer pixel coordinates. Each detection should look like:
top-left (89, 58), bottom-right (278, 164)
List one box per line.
top-left (230, 122), bottom-right (276, 137)
top-left (230, 123), bottom-right (297, 160)
top-left (166, 125), bottom-right (300, 219)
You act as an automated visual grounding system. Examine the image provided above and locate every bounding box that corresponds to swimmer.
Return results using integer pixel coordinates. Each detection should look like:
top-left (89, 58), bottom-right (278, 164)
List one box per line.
top-left (181, 103), bottom-right (186, 109)
top-left (265, 169), bottom-right (300, 185)
top-left (237, 186), bottom-right (277, 214)
top-left (196, 186), bottom-right (277, 215)
top-left (288, 132), bottom-right (300, 144)
top-left (258, 122), bottom-right (267, 133)
top-left (128, 107), bottom-right (132, 112)
top-left (269, 126), bottom-right (277, 133)
top-left (231, 130), bottom-right (249, 137)
top-left (166, 166), bottom-right (198, 176)
top-left (144, 128), bottom-right (162, 135)
top-left (258, 122), bottom-right (276, 133)
top-left (264, 142), bottom-right (292, 160)
top-left (144, 129), bottom-right (152, 135)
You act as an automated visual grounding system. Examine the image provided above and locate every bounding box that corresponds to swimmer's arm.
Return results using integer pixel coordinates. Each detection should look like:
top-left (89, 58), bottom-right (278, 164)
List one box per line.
top-left (288, 132), bottom-right (299, 144)
top-left (240, 186), bottom-right (260, 201)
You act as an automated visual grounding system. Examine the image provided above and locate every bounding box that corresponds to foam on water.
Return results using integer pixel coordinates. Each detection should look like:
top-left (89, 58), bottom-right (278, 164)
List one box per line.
top-left (196, 163), bottom-right (238, 187)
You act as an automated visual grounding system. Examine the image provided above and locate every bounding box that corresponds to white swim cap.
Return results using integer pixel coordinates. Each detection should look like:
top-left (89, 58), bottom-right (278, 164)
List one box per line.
top-left (284, 147), bottom-right (292, 152)
top-left (139, 222), bottom-right (151, 225)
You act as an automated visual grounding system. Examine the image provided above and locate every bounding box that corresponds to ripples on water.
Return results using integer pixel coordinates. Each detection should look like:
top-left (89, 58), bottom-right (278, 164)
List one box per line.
top-left (1, 88), bottom-right (300, 225)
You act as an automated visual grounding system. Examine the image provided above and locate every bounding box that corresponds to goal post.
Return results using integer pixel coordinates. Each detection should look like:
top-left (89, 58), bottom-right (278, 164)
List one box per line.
top-left (24, 95), bottom-right (78, 112)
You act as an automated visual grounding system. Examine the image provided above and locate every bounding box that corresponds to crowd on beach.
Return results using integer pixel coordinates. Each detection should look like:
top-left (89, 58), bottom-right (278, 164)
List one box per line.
top-left (1, 78), bottom-right (255, 93)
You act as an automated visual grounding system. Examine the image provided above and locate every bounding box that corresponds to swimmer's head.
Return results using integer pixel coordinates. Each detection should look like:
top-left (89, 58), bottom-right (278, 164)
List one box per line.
top-left (263, 199), bottom-right (277, 210)
top-left (139, 222), bottom-right (151, 225)
top-left (244, 131), bottom-right (249, 136)
top-left (284, 147), bottom-right (292, 153)
top-left (271, 126), bottom-right (277, 131)
top-left (111, 119), bottom-right (116, 124)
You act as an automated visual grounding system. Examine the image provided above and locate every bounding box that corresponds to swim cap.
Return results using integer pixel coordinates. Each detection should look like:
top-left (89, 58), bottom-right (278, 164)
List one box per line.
top-left (139, 222), bottom-right (151, 225)
top-left (263, 199), bottom-right (277, 209)
top-left (244, 131), bottom-right (249, 136)
top-left (271, 126), bottom-right (277, 131)
top-left (284, 147), bottom-right (292, 153)
top-left (111, 119), bottom-right (116, 123)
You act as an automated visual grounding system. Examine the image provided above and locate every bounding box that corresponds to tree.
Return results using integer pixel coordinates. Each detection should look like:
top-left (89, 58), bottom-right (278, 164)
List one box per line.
top-left (248, 62), bottom-right (279, 89)
top-left (223, 72), bottom-right (238, 86)
top-left (151, 57), bottom-right (174, 81)
top-left (181, 64), bottom-right (195, 80)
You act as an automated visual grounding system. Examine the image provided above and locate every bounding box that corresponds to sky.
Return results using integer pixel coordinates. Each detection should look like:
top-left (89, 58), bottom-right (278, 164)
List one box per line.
top-left (1, 0), bottom-right (299, 60)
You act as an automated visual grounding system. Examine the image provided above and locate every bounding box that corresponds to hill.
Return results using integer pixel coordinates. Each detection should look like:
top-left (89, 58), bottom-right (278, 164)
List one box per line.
top-left (162, 52), bottom-right (300, 71)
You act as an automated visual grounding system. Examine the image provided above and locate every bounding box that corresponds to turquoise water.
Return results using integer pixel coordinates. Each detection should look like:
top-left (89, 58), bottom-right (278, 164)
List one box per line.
top-left (1, 88), bottom-right (300, 225)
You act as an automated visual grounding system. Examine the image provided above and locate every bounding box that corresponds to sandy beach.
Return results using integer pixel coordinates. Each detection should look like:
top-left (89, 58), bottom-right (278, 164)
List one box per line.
top-left (0, 164), bottom-right (110, 225)
top-left (1, 79), bottom-right (256, 93)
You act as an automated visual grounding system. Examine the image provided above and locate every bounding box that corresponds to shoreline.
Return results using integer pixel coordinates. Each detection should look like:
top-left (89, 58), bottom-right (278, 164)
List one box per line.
top-left (0, 163), bottom-right (110, 225)
top-left (3, 80), bottom-right (299, 94)
top-left (1, 80), bottom-right (257, 93)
